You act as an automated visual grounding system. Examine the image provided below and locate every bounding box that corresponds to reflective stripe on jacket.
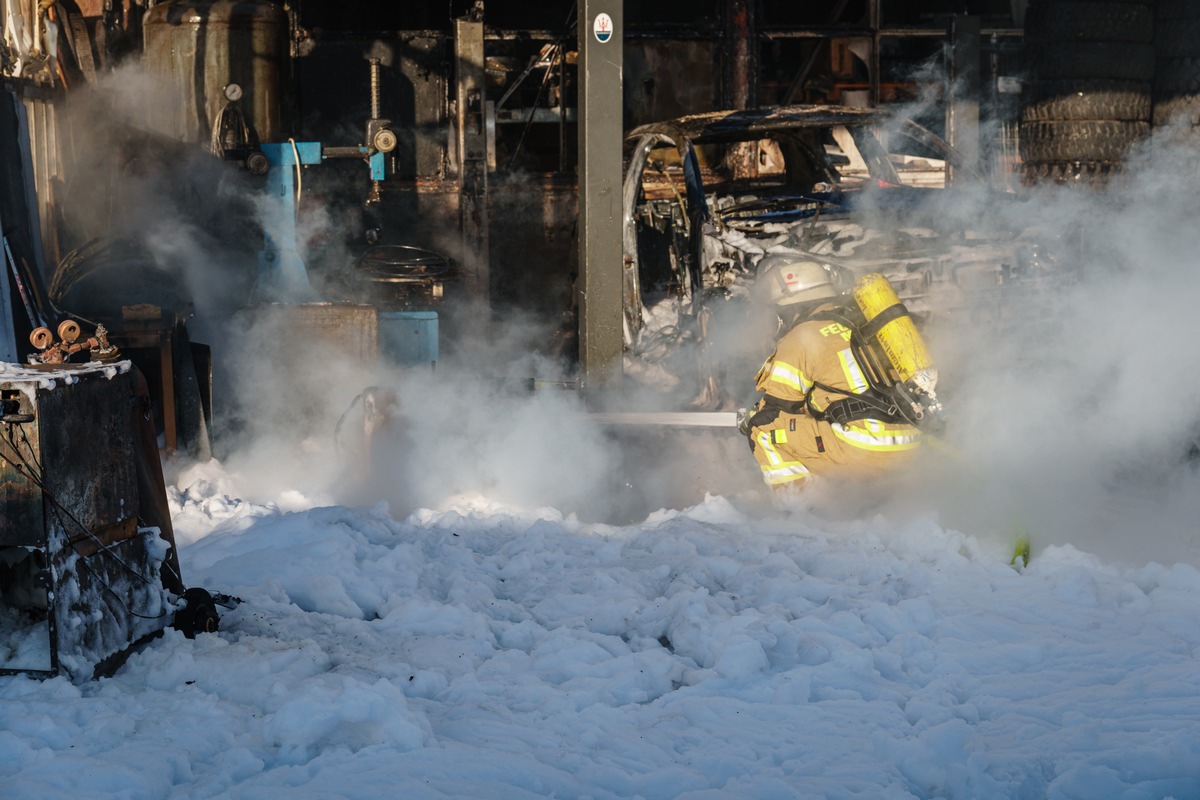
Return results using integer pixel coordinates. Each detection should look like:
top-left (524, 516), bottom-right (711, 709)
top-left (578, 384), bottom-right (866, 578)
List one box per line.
top-left (753, 428), bottom-right (812, 486)
top-left (754, 308), bottom-right (919, 452)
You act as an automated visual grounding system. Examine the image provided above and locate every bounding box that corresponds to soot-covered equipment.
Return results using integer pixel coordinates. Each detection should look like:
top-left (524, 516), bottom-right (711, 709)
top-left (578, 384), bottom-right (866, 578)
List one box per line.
top-left (0, 358), bottom-right (220, 682)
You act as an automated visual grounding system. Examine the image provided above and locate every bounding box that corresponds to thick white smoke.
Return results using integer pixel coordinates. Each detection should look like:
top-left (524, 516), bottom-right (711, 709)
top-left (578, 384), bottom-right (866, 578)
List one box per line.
top-left (211, 118), bottom-right (1200, 565)
top-left (732, 58), bottom-right (1200, 567)
top-left (930, 135), bottom-right (1200, 566)
top-left (49, 59), bottom-right (1200, 566)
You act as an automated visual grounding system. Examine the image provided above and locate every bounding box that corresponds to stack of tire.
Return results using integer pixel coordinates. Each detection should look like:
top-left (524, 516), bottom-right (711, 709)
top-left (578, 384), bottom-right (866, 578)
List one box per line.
top-left (1152, 0), bottom-right (1200, 142)
top-left (1019, 0), bottom-right (1154, 186)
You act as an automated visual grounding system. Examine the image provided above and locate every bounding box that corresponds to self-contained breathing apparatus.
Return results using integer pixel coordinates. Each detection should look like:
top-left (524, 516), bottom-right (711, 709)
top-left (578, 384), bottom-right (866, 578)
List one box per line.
top-left (741, 268), bottom-right (946, 435)
top-left (808, 284), bottom-right (945, 432)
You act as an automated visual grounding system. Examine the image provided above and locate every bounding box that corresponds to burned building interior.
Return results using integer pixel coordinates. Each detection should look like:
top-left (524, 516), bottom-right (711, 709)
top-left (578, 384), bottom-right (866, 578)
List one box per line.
top-left (2, 0), bottom-right (1192, 678)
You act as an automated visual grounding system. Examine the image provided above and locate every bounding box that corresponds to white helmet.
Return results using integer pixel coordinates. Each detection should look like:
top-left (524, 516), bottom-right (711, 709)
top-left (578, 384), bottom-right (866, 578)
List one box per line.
top-left (755, 255), bottom-right (837, 307)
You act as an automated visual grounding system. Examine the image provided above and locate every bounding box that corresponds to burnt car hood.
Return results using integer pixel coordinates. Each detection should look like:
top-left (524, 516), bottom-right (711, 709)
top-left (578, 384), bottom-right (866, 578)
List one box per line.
top-left (626, 105), bottom-right (893, 144)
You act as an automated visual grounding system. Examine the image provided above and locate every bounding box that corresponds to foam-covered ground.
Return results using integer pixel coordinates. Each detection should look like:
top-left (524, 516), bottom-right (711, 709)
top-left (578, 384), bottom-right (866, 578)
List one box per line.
top-left (3, 461), bottom-right (1198, 799)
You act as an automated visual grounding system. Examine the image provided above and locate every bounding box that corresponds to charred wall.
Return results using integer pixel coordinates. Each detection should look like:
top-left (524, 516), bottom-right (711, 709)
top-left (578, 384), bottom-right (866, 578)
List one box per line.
top-left (4, 0), bottom-right (1033, 358)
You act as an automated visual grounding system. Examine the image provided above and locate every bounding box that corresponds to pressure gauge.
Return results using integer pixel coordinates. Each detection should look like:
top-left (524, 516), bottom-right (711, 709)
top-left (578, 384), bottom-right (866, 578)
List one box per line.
top-left (224, 83), bottom-right (243, 102)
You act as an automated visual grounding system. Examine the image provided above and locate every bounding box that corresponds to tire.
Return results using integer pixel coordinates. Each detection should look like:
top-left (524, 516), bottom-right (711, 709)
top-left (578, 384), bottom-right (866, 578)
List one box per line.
top-left (1021, 160), bottom-right (1123, 188)
top-left (1032, 0), bottom-right (1152, 4)
top-left (1155, 0), bottom-right (1200, 20)
top-left (1155, 20), bottom-right (1200, 59)
top-left (1024, 3), bottom-right (1153, 43)
top-left (1155, 57), bottom-right (1200, 94)
top-left (1153, 58), bottom-right (1200, 126)
top-left (1027, 42), bottom-right (1155, 82)
top-left (1153, 95), bottom-right (1200, 126)
top-left (1019, 120), bottom-right (1149, 162)
top-left (1021, 79), bottom-right (1151, 121)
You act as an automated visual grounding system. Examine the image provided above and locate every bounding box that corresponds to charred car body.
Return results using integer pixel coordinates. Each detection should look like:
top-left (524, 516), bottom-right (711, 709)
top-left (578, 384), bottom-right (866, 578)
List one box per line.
top-left (620, 104), bottom-right (1074, 407)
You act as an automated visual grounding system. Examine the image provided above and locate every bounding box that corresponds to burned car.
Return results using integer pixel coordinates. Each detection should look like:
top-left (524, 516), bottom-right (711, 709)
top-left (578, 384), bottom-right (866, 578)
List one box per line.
top-left (620, 104), bottom-right (1073, 407)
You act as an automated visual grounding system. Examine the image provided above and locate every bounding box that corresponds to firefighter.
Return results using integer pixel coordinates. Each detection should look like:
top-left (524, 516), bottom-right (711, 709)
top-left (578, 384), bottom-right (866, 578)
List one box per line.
top-left (738, 256), bottom-right (922, 494)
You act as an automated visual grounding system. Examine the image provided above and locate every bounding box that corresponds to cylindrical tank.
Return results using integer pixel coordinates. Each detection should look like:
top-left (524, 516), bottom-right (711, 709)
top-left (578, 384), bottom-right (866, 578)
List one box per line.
top-left (852, 272), bottom-right (937, 395)
top-left (142, 0), bottom-right (291, 145)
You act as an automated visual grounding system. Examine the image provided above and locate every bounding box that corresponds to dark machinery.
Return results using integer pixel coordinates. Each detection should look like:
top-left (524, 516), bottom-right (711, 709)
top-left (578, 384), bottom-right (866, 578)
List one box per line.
top-left (214, 59), bottom-right (444, 368)
top-left (0, 356), bottom-right (221, 682)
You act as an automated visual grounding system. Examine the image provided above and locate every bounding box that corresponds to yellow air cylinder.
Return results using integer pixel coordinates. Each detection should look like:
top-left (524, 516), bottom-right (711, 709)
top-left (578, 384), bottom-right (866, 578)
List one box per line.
top-left (852, 272), bottom-right (937, 393)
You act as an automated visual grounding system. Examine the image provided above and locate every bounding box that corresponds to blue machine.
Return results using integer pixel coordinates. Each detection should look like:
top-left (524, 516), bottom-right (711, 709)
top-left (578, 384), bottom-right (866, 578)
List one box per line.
top-left (256, 141), bottom-right (386, 302)
top-left (256, 141), bottom-right (438, 367)
top-left (378, 310), bottom-right (438, 368)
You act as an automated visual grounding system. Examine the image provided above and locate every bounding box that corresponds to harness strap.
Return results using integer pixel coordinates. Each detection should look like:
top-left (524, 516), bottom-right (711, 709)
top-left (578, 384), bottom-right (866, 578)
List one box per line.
top-left (858, 302), bottom-right (909, 341)
top-left (760, 395), bottom-right (807, 415)
top-left (807, 380), bottom-right (904, 425)
top-left (751, 304), bottom-right (919, 430)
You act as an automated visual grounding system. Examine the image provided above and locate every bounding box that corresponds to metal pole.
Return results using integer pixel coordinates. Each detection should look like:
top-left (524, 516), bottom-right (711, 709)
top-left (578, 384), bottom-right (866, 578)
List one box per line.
top-left (869, 0), bottom-right (881, 106)
top-left (558, 45), bottom-right (568, 173)
top-left (577, 0), bottom-right (624, 389)
top-left (947, 15), bottom-right (982, 183)
top-left (724, 0), bottom-right (758, 109)
top-left (455, 12), bottom-right (490, 307)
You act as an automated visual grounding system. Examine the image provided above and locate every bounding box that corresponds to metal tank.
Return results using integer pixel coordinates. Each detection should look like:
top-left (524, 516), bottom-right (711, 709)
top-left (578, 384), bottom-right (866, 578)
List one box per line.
top-left (142, 0), bottom-right (291, 145)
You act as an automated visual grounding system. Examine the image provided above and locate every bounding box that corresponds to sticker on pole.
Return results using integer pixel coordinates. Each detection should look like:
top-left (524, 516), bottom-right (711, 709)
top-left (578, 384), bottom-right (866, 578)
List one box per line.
top-left (593, 13), bottom-right (613, 43)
